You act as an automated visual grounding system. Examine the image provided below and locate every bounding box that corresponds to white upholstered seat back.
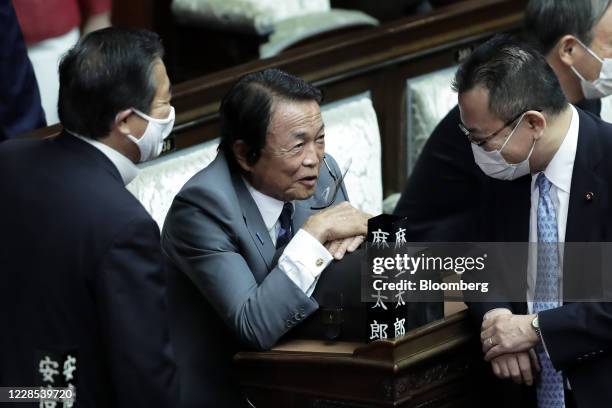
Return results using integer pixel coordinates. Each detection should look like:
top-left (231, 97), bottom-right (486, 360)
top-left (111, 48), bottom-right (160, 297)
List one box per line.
top-left (172, 0), bottom-right (330, 35)
top-left (406, 65), bottom-right (458, 174)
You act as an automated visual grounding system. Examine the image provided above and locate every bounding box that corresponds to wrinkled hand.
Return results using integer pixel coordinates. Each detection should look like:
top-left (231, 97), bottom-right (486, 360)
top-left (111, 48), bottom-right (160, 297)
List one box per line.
top-left (490, 349), bottom-right (541, 385)
top-left (302, 202), bottom-right (371, 244)
top-left (325, 235), bottom-right (365, 260)
top-left (481, 314), bottom-right (539, 361)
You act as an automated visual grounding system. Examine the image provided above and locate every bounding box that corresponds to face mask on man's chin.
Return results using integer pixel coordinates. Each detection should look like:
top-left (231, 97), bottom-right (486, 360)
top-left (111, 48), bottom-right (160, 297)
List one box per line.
top-left (471, 114), bottom-right (536, 181)
top-left (127, 106), bottom-right (176, 163)
top-left (570, 39), bottom-right (612, 99)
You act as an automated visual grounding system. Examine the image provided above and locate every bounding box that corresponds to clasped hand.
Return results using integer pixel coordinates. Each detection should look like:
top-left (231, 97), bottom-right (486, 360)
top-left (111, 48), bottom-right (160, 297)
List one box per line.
top-left (302, 202), bottom-right (371, 260)
top-left (480, 311), bottom-right (541, 385)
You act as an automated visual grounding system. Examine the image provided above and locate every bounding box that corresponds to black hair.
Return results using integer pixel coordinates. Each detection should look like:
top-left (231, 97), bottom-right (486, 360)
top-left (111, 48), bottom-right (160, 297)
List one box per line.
top-left (218, 68), bottom-right (322, 168)
top-left (58, 28), bottom-right (164, 139)
top-left (452, 34), bottom-right (567, 122)
top-left (525, 0), bottom-right (611, 55)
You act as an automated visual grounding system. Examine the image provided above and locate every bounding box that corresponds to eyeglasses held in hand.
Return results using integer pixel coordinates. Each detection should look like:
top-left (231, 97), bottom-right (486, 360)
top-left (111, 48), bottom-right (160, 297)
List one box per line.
top-left (310, 156), bottom-right (352, 210)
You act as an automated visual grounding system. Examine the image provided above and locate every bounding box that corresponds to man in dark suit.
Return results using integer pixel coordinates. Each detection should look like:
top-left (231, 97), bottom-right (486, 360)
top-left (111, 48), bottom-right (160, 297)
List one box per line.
top-left (162, 69), bottom-right (370, 407)
top-left (0, 28), bottom-right (178, 407)
top-left (393, 0), bottom-right (612, 242)
top-left (456, 34), bottom-right (612, 408)
top-left (0, 0), bottom-right (45, 141)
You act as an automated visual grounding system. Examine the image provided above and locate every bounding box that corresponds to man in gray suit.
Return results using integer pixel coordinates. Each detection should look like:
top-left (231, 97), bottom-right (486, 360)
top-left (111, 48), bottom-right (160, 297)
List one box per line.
top-left (162, 68), bottom-right (370, 407)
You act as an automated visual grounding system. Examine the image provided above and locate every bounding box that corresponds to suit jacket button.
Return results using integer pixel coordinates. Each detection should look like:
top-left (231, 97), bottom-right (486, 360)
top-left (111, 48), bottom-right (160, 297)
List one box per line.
top-left (585, 192), bottom-right (594, 201)
top-left (286, 321), bottom-right (292, 328)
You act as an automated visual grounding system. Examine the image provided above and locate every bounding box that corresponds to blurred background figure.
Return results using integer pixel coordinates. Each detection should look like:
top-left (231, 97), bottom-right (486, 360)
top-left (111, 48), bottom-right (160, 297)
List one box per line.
top-left (12, 0), bottom-right (111, 125)
top-left (0, 0), bottom-right (45, 141)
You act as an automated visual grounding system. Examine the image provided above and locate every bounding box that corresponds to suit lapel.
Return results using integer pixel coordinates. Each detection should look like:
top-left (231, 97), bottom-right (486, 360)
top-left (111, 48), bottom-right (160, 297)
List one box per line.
top-left (231, 171), bottom-right (276, 270)
top-left (565, 109), bottom-right (605, 242)
top-left (487, 176), bottom-right (531, 242)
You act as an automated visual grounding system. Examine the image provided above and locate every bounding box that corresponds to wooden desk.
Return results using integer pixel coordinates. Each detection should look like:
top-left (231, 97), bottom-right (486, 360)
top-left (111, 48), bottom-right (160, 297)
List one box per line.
top-left (235, 310), bottom-right (487, 407)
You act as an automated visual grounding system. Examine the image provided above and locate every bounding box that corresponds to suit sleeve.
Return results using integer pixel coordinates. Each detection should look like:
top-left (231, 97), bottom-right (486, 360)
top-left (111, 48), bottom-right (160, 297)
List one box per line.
top-left (162, 191), bottom-right (319, 351)
top-left (96, 215), bottom-right (178, 408)
top-left (0, 0), bottom-right (46, 141)
top-left (539, 302), bottom-right (612, 369)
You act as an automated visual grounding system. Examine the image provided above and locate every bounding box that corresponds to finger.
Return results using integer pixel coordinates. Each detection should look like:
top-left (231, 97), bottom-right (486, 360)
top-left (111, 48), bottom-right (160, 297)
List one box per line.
top-left (480, 326), bottom-right (494, 343)
top-left (484, 345), bottom-right (504, 362)
top-left (333, 238), bottom-right (353, 260)
top-left (529, 349), bottom-right (541, 373)
top-left (499, 358), bottom-right (510, 379)
top-left (491, 360), bottom-right (502, 378)
top-left (326, 240), bottom-right (341, 256)
top-left (507, 355), bottom-right (522, 384)
top-left (481, 317), bottom-right (495, 331)
top-left (517, 352), bottom-right (533, 386)
top-left (482, 336), bottom-right (494, 354)
top-left (346, 235), bottom-right (365, 252)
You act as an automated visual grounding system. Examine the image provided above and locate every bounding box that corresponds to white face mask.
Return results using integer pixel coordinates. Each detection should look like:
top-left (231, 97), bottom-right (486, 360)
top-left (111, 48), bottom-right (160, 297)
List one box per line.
top-left (127, 106), bottom-right (175, 162)
top-left (570, 39), bottom-right (612, 99)
top-left (471, 114), bottom-right (536, 181)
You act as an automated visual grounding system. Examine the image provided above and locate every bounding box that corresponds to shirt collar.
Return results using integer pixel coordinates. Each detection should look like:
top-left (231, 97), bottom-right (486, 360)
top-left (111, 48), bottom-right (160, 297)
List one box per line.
top-left (242, 177), bottom-right (293, 231)
top-left (532, 104), bottom-right (579, 194)
top-left (69, 132), bottom-right (140, 186)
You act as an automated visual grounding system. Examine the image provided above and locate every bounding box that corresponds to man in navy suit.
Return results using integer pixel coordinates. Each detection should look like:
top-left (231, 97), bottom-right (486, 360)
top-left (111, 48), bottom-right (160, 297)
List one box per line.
top-left (457, 35), bottom-right (612, 408)
top-left (0, 28), bottom-right (178, 407)
top-left (394, 0), bottom-right (612, 242)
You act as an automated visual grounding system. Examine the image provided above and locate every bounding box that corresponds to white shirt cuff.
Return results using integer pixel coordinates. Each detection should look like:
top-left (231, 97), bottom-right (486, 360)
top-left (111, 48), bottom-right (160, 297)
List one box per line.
top-left (278, 229), bottom-right (333, 295)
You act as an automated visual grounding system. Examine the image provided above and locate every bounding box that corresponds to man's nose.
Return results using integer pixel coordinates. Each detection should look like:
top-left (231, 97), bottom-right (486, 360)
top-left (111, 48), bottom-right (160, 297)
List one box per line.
top-left (302, 143), bottom-right (321, 167)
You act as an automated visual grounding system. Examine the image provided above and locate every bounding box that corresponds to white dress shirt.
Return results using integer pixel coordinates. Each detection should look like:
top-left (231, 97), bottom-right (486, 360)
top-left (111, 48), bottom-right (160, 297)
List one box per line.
top-left (484, 105), bottom-right (578, 323)
top-left (527, 104), bottom-right (579, 312)
top-left (244, 180), bottom-right (333, 297)
top-left (71, 133), bottom-right (139, 185)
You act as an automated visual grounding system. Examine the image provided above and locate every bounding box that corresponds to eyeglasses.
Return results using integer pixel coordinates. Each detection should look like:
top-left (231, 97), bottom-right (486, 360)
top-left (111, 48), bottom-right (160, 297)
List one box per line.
top-left (458, 110), bottom-right (529, 146)
top-left (310, 156), bottom-right (351, 210)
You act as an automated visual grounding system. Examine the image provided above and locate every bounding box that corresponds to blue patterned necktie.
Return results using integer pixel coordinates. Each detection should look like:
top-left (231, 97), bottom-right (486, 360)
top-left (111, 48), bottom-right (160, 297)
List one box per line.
top-left (533, 173), bottom-right (565, 408)
top-left (276, 202), bottom-right (293, 249)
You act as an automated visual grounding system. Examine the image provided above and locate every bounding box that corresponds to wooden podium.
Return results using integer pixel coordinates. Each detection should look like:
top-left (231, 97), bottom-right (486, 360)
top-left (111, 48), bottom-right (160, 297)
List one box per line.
top-left (235, 310), bottom-right (488, 407)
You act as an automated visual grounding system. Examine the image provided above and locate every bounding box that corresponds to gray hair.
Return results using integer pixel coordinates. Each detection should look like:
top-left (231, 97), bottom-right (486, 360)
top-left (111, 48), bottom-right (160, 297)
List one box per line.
top-left (452, 35), bottom-right (567, 122)
top-left (525, 0), bottom-right (612, 54)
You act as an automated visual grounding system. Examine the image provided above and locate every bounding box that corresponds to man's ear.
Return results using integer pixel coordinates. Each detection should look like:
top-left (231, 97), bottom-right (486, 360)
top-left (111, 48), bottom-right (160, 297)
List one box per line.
top-left (232, 140), bottom-right (253, 173)
top-left (557, 35), bottom-right (580, 67)
top-left (526, 111), bottom-right (546, 140)
top-left (113, 109), bottom-right (133, 135)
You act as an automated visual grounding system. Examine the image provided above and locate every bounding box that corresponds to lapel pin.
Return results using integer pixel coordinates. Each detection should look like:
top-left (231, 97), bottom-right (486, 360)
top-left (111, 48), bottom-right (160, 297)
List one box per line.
top-left (585, 192), bottom-right (594, 201)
